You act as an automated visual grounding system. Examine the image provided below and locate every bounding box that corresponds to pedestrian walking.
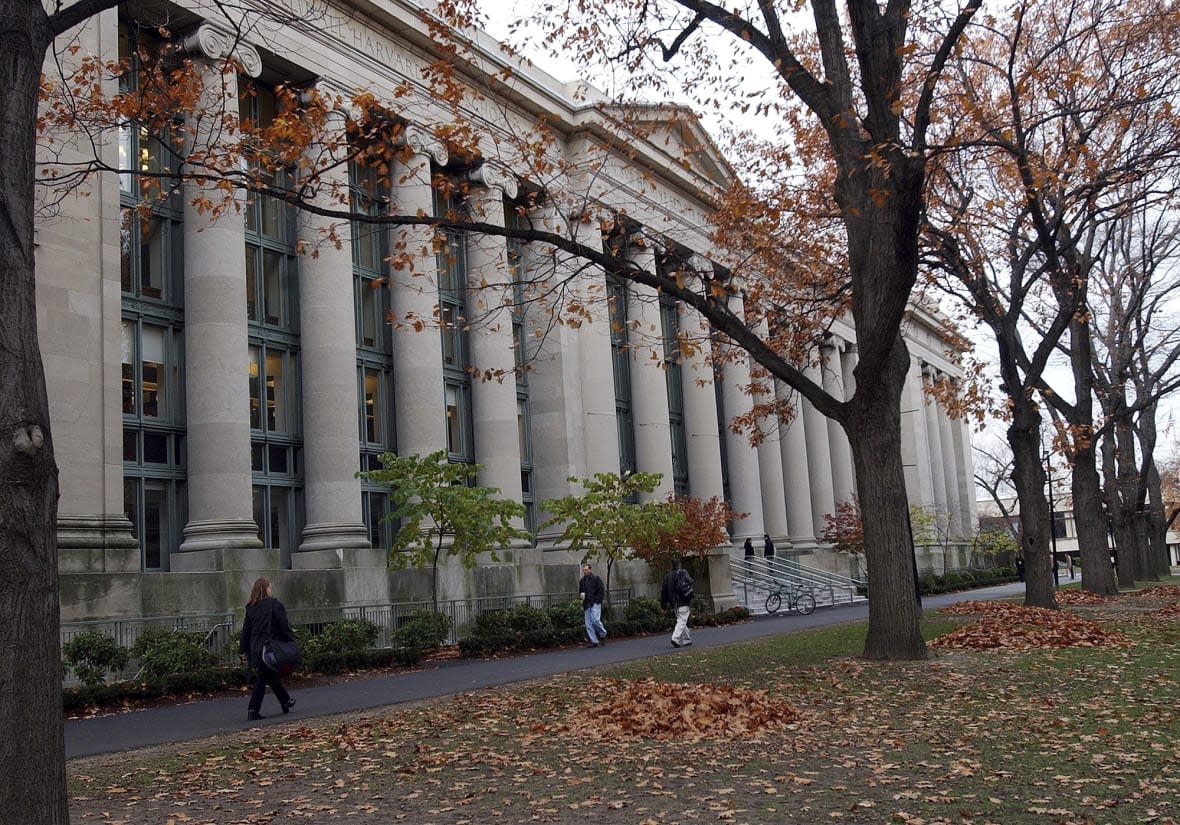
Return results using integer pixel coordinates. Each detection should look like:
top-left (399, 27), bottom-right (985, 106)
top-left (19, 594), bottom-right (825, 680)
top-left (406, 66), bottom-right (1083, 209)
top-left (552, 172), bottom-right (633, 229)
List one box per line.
top-left (743, 537), bottom-right (755, 559)
top-left (763, 533), bottom-right (775, 559)
top-left (578, 563), bottom-right (608, 647)
top-left (239, 577), bottom-right (297, 721)
top-left (660, 559), bottom-right (695, 648)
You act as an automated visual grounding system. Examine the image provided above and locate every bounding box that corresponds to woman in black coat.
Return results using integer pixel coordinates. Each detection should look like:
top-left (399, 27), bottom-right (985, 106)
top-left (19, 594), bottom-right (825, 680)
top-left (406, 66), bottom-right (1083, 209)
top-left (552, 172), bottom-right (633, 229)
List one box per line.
top-left (239, 577), bottom-right (296, 720)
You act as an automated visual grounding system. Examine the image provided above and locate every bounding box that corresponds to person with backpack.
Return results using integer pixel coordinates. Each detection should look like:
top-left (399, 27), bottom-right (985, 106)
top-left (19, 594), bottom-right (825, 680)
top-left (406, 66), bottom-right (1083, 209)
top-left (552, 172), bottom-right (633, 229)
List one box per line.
top-left (578, 562), bottom-right (608, 647)
top-left (660, 558), bottom-right (694, 648)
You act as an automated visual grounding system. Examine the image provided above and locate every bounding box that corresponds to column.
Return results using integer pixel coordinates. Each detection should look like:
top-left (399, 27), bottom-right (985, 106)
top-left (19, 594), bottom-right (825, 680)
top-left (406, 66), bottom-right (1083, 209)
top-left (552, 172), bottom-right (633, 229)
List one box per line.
top-left (901, 357), bottom-right (936, 506)
top-left (626, 238), bottom-right (674, 499)
top-left (822, 339), bottom-right (855, 507)
top-left (954, 415), bottom-right (978, 536)
top-left (718, 294), bottom-right (764, 539)
top-left (52, 9), bottom-right (138, 573)
top-left (465, 164), bottom-right (526, 513)
top-left (523, 202), bottom-right (605, 513)
top-left (937, 393), bottom-right (962, 534)
top-left (295, 107), bottom-right (371, 558)
top-left (576, 270), bottom-right (621, 480)
top-left (779, 380), bottom-right (815, 541)
top-left (754, 322), bottom-right (788, 542)
top-left (177, 30), bottom-right (265, 562)
top-left (922, 365), bottom-right (949, 514)
top-left (390, 127), bottom-right (449, 459)
top-left (679, 269), bottom-right (724, 502)
top-left (803, 360), bottom-right (837, 533)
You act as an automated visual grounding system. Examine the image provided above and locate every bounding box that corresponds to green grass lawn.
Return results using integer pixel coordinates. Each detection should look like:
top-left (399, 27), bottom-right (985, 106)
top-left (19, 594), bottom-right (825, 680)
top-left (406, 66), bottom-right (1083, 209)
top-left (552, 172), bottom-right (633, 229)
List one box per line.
top-left (69, 583), bottom-right (1180, 824)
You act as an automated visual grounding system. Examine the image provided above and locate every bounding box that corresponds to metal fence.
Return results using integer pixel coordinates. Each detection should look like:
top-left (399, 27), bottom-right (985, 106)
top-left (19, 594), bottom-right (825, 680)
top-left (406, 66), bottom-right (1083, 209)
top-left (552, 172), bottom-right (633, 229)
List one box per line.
top-left (59, 587), bottom-right (633, 684)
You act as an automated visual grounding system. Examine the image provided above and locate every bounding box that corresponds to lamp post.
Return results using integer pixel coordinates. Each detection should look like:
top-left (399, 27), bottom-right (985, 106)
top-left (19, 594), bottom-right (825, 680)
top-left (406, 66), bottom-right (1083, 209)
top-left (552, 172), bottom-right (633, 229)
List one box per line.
top-left (1044, 450), bottom-right (1059, 588)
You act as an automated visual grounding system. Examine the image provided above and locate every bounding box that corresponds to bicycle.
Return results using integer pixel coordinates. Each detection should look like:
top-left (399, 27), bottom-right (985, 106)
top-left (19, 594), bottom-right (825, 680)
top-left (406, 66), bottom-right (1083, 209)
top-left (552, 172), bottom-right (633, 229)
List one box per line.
top-left (764, 582), bottom-right (816, 616)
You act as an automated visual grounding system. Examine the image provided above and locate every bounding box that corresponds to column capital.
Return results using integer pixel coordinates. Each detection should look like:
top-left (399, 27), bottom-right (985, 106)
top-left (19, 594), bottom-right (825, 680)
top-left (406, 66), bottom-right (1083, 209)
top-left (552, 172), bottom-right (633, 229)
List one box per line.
top-left (468, 161), bottom-right (518, 200)
top-left (821, 334), bottom-right (846, 355)
top-left (181, 24), bottom-right (262, 77)
top-left (401, 124), bottom-right (449, 166)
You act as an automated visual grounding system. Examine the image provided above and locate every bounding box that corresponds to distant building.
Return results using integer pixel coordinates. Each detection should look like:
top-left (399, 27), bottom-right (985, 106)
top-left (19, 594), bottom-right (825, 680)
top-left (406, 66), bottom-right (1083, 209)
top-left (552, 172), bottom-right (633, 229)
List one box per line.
top-left (976, 497), bottom-right (1180, 569)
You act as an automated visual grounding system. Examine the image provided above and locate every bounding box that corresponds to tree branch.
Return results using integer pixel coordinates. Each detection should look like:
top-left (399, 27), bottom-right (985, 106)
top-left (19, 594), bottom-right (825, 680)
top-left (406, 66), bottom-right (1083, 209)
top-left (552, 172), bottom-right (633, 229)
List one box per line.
top-left (48, 0), bottom-right (122, 38)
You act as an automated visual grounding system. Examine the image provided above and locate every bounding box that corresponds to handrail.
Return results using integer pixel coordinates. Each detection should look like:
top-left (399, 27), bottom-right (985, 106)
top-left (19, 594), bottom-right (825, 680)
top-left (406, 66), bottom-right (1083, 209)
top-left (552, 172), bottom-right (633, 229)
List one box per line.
top-left (730, 554), bottom-right (866, 610)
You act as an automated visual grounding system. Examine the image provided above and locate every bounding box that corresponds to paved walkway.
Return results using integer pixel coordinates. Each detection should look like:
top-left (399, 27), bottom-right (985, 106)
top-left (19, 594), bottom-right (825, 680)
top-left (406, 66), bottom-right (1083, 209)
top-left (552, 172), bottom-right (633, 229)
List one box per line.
top-left (65, 581), bottom-right (1028, 759)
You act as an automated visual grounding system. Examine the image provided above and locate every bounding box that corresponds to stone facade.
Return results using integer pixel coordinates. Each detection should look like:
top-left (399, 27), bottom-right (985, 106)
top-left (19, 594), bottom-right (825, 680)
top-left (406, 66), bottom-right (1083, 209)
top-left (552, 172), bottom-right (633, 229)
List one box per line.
top-left (38, 1), bottom-right (977, 621)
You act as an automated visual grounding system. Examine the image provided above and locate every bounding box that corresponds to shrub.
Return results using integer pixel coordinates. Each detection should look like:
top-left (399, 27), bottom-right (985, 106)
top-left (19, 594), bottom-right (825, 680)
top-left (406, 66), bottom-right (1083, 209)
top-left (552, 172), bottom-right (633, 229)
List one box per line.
top-left (461, 604), bottom-right (557, 656)
top-left (303, 618), bottom-right (380, 659)
top-left (130, 629), bottom-right (218, 679)
top-left (503, 604), bottom-right (553, 633)
top-left (391, 611), bottom-right (452, 665)
top-left (624, 596), bottom-right (664, 624)
top-left (306, 648), bottom-right (398, 675)
top-left (458, 631), bottom-right (515, 657)
top-left (546, 600), bottom-right (584, 630)
top-left (688, 594), bottom-right (711, 616)
top-left (473, 604), bottom-right (554, 635)
top-left (62, 632), bottom-right (130, 687)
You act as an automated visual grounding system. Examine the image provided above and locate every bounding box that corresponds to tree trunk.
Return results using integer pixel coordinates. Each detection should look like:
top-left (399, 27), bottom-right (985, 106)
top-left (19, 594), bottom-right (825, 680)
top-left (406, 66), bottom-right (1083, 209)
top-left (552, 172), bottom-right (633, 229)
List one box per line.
top-left (0, 3), bottom-right (68, 823)
top-left (1140, 410), bottom-right (1172, 577)
top-left (1058, 306), bottom-right (1118, 595)
top-left (1071, 443), bottom-right (1118, 595)
top-left (847, 336), bottom-right (928, 661)
top-left (1007, 400), bottom-right (1056, 608)
top-left (1145, 459), bottom-right (1172, 577)
top-left (1101, 425), bottom-right (1139, 586)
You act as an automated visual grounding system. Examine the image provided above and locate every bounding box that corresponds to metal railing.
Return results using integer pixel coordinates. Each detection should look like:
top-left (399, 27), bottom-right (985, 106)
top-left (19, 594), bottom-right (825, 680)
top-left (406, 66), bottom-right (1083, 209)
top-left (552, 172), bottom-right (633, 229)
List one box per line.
top-left (730, 555), bottom-right (866, 612)
top-left (59, 587), bottom-right (633, 684)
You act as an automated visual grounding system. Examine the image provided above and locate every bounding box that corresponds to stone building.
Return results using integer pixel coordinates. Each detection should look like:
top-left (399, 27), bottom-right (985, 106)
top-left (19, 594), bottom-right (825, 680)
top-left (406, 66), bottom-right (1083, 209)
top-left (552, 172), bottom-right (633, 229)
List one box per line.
top-left (38, 0), bottom-right (977, 621)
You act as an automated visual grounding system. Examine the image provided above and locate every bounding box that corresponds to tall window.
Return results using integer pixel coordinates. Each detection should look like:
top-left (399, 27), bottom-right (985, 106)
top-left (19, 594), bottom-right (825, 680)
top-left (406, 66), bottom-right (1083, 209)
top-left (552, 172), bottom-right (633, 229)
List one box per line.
top-left (436, 185), bottom-right (475, 465)
top-left (119, 22), bottom-right (186, 571)
top-left (607, 274), bottom-right (637, 476)
top-left (242, 80), bottom-right (303, 566)
top-left (506, 201), bottom-right (535, 536)
top-left (352, 160), bottom-right (396, 548)
top-left (660, 291), bottom-right (690, 497)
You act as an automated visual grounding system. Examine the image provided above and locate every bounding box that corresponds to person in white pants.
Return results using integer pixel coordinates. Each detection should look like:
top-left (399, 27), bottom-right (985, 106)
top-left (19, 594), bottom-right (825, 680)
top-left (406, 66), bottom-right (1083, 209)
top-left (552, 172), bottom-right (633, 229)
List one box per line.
top-left (660, 559), bottom-right (694, 648)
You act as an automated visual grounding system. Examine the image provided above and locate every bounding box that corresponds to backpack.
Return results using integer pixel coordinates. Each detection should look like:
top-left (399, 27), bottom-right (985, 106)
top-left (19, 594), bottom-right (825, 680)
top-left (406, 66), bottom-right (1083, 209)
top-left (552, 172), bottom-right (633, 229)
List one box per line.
top-left (674, 569), bottom-right (695, 603)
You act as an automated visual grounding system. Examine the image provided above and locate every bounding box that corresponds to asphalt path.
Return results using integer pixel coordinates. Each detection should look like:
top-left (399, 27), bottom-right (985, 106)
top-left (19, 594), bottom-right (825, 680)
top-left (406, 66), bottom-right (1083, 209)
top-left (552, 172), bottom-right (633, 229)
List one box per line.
top-left (65, 581), bottom-right (1028, 759)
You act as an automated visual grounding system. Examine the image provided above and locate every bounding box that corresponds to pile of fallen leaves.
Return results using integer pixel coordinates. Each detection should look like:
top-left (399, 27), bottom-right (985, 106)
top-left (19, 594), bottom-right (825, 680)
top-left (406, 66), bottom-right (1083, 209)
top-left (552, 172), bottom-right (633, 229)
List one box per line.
top-left (560, 677), bottom-right (797, 742)
top-left (1125, 584), bottom-right (1180, 601)
top-left (932, 601), bottom-right (1128, 651)
top-left (938, 599), bottom-right (1032, 617)
top-left (1054, 589), bottom-right (1114, 605)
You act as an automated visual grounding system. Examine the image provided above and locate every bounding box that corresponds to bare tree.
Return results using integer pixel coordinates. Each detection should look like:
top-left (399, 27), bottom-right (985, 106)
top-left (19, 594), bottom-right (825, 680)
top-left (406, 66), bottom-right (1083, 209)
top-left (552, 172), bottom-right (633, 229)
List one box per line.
top-left (925, 0), bottom-right (1180, 601)
top-left (1091, 193), bottom-right (1180, 582)
top-left (974, 440), bottom-right (1018, 538)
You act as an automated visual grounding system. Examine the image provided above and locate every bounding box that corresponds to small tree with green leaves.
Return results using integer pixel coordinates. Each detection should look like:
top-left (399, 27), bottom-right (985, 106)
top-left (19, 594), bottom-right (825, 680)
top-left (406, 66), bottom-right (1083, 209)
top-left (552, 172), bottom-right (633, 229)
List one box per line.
top-left (541, 472), bottom-right (685, 600)
top-left (970, 527), bottom-right (1020, 567)
top-left (359, 451), bottom-right (530, 611)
